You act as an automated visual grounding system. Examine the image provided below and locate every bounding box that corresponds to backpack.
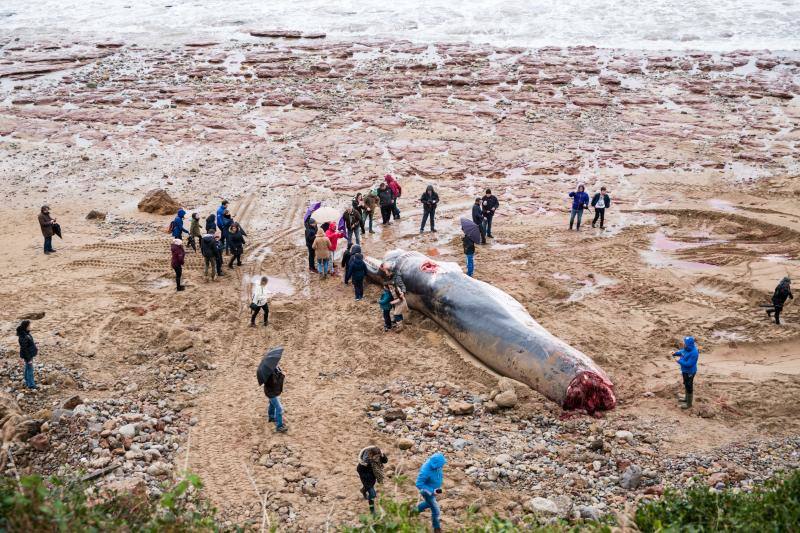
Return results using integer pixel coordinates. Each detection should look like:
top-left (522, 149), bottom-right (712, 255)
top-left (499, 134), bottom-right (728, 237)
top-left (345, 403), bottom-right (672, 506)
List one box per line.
top-left (166, 220), bottom-right (176, 234)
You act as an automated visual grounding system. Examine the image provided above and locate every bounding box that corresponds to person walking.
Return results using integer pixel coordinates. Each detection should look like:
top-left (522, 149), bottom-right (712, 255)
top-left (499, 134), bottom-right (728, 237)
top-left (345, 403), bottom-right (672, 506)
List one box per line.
top-left (568, 184), bottom-right (590, 231)
top-left (305, 218), bottom-right (318, 273)
top-left (357, 446), bottom-right (388, 515)
top-left (352, 193), bottom-right (367, 235)
top-left (213, 232), bottom-right (225, 277)
top-left (378, 183), bottom-right (394, 225)
top-left (220, 210), bottom-right (234, 255)
top-left (385, 174), bottom-right (402, 220)
top-left (227, 223), bottom-right (245, 268)
top-left (216, 200), bottom-right (228, 232)
top-left (344, 206), bottom-right (362, 246)
top-left (471, 198), bottom-right (486, 244)
top-left (257, 350), bottom-right (287, 433)
top-left (379, 283), bottom-right (394, 331)
top-left (390, 288), bottom-right (408, 331)
top-left (463, 233), bottom-right (476, 277)
top-left (364, 190), bottom-right (379, 233)
top-left (170, 208), bottom-right (189, 240)
top-left (767, 277), bottom-right (793, 325)
top-left (16, 320), bottom-right (38, 390)
top-left (345, 245), bottom-right (367, 301)
top-left (170, 238), bottom-right (186, 291)
top-left (250, 276), bottom-right (270, 327)
top-left (188, 213), bottom-right (202, 252)
top-left (38, 205), bottom-right (57, 254)
top-left (591, 186), bottom-right (611, 229)
top-left (205, 213), bottom-right (217, 234)
top-left (415, 452), bottom-right (447, 533)
top-left (672, 336), bottom-right (699, 409)
top-left (419, 185), bottom-right (439, 233)
top-left (481, 189), bottom-right (499, 238)
top-left (200, 232), bottom-right (217, 281)
top-left (312, 228), bottom-right (332, 279)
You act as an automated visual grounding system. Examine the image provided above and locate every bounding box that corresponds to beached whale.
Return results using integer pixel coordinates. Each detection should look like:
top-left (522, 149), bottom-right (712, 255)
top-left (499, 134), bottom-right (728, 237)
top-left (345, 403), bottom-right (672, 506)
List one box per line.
top-left (365, 250), bottom-right (616, 413)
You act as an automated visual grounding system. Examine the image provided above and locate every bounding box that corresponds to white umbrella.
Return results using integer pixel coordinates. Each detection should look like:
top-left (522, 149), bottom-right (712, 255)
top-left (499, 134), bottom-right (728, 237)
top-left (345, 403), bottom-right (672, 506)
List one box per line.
top-left (311, 206), bottom-right (340, 226)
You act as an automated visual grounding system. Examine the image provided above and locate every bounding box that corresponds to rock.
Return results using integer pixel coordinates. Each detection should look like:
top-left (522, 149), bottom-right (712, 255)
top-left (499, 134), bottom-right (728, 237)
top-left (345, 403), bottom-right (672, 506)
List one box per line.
top-left (483, 401), bottom-right (499, 413)
top-left (284, 470), bottom-right (303, 482)
top-left (644, 484), bottom-right (664, 495)
top-left (103, 478), bottom-right (146, 496)
top-left (42, 372), bottom-right (76, 388)
top-left (494, 454), bottom-right (513, 466)
top-left (396, 438), bottom-right (414, 450)
top-left (250, 30), bottom-right (303, 38)
top-left (588, 438), bottom-right (605, 452)
top-left (552, 495), bottom-right (573, 518)
top-left (51, 408), bottom-right (74, 423)
top-left (29, 433), bottom-right (49, 451)
top-left (124, 383), bottom-right (139, 394)
top-left (18, 311), bottom-right (45, 320)
top-left (147, 461), bottom-right (172, 476)
top-left (452, 438), bottom-right (468, 451)
top-left (620, 465), bottom-right (643, 490)
top-left (447, 401), bottom-right (475, 415)
top-left (497, 378), bottom-right (516, 393)
top-left (524, 496), bottom-right (559, 515)
top-left (137, 189), bottom-right (180, 215)
top-left (62, 395), bottom-right (83, 410)
top-left (86, 210), bottom-right (106, 220)
top-left (165, 328), bottom-right (193, 353)
top-left (615, 430), bottom-right (634, 443)
top-left (577, 505), bottom-right (601, 521)
top-left (117, 423), bottom-right (137, 438)
top-left (708, 472), bottom-right (729, 486)
top-left (384, 408), bottom-right (407, 422)
top-left (494, 389), bottom-right (518, 408)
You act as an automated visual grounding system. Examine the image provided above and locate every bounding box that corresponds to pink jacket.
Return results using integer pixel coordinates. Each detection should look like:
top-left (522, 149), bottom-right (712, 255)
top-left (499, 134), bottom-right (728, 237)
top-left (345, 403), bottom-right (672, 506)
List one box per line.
top-left (325, 227), bottom-right (344, 251)
top-left (385, 174), bottom-right (401, 198)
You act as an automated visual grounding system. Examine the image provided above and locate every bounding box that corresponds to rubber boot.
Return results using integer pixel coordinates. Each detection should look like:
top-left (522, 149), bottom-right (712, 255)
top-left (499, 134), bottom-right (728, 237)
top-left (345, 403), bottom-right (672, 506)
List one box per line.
top-left (680, 393), bottom-right (693, 409)
top-left (434, 529), bottom-right (442, 533)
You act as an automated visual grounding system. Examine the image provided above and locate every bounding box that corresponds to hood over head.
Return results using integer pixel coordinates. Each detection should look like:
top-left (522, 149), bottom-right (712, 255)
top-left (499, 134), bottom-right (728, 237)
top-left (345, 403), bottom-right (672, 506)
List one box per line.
top-left (316, 227), bottom-right (325, 237)
top-left (426, 452), bottom-right (446, 470)
top-left (352, 245), bottom-right (362, 255)
top-left (177, 208), bottom-right (186, 218)
top-left (385, 174), bottom-right (397, 184)
top-left (683, 336), bottom-right (696, 350)
top-left (41, 205), bottom-right (50, 213)
top-left (426, 185), bottom-right (434, 193)
top-left (16, 320), bottom-right (30, 336)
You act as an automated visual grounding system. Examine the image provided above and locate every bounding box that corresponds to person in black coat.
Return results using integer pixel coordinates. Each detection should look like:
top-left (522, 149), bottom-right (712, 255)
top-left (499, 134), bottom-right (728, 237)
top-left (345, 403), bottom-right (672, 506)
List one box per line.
top-left (590, 186), bottom-right (611, 229)
top-left (213, 233), bottom-right (225, 277)
top-left (345, 245), bottom-right (367, 300)
top-left (480, 189), bottom-right (499, 238)
top-left (378, 183), bottom-right (394, 225)
top-left (259, 366), bottom-right (287, 433)
top-left (767, 277), bottom-right (793, 325)
top-left (419, 185), bottom-right (439, 233)
top-left (471, 198), bottom-right (486, 244)
top-left (305, 218), bottom-right (318, 272)
top-left (200, 233), bottom-right (217, 281)
top-left (205, 213), bottom-right (217, 234)
top-left (17, 320), bottom-right (38, 389)
top-left (227, 224), bottom-right (245, 268)
top-left (357, 446), bottom-right (388, 514)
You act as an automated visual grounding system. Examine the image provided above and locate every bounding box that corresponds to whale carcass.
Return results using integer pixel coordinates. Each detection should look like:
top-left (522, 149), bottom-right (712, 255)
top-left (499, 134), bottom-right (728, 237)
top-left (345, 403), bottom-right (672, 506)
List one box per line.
top-left (367, 250), bottom-right (616, 413)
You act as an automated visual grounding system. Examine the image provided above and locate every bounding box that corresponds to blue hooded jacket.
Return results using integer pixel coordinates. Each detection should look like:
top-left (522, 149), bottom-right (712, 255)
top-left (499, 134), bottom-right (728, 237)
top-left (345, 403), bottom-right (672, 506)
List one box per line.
top-left (674, 336), bottom-right (699, 374)
top-left (171, 209), bottom-right (188, 238)
top-left (416, 452), bottom-right (446, 493)
top-left (216, 204), bottom-right (227, 228)
top-left (569, 190), bottom-right (590, 210)
top-left (345, 246), bottom-right (367, 284)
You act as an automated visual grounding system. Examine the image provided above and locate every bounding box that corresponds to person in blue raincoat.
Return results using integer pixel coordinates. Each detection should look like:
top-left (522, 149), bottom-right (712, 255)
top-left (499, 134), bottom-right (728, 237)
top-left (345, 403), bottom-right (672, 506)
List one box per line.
top-left (415, 452), bottom-right (446, 532)
top-left (171, 209), bottom-right (189, 239)
top-left (672, 336), bottom-right (698, 409)
top-left (568, 184), bottom-right (590, 231)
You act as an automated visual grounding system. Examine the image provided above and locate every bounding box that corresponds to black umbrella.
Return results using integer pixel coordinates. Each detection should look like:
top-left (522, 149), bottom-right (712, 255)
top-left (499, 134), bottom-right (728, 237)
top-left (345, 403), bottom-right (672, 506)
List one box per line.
top-left (257, 346), bottom-right (284, 385)
top-left (460, 218), bottom-right (482, 244)
top-left (52, 222), bottom-right (62, 239)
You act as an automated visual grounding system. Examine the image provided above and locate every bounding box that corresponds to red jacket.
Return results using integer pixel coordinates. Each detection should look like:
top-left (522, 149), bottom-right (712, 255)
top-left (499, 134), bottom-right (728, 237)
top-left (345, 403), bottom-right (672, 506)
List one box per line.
top-left (385, 175), bottom-right (401, 198)
top-left (171, 243), bottom-right (185, 268)
top-left (325, 227), bottom-right (344, 251)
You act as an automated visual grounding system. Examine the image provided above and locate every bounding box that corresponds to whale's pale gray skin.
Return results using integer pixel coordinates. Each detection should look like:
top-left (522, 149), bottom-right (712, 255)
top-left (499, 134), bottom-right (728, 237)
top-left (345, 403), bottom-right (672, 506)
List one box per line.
top-left (366, 250), bottom-right (616, 413)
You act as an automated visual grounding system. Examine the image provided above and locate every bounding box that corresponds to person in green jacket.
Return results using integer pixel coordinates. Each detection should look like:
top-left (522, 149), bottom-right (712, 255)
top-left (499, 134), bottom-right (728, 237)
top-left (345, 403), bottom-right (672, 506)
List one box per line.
top-left (188, 212), bottom-right (202, 252)
top-left (379, 283), bottom-right (393, 332)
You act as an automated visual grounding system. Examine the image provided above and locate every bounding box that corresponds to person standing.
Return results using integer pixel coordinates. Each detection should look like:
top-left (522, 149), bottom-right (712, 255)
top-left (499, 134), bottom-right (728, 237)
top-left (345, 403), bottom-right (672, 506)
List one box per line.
top-left (385, 174), bottom-right (402, 220)
top-left (205, 213), bottom-right (217, 234)
top-left (379, 283), bottom-right (394, 332)
top-left (378, 183), bottom-right (394, 225)
top-left (364, 190), bottom-right (379, 233)
top-left (170, 209), bottom-right (189, 240)
top-left (380, 263), bottom-right (406, 295)
top-left (170, 238), bottom-right (186, 291)
top-left (188, 213), bottom-right (202, 252)
top-left (419, 185), bottom-right (439, 233)
top-left (305, 218), bottom-right (318, 273)
top-left (472, 198), bottom-right (486, 244)
top-left (325, 223), bottom-right (345, 273)
top-left (481, 189), bottom-right (499, 239)
top-left (568, 184), bottom-right (590, 231)
top-left (390, 289), bottom-right (408, 331)
top-left (344, 206), bottom-right (361, 246)
top-left (38, 205), bottom-right (56, 254)
top-left (345, 245), bottom-right (367, 301)
top-left (227, 223), bottom-right (245, 268)
top-left (767, 277), bottom-right (793, 325)
top-left (591, 186), bottom-right (611, 229)
top-left (16, 320), bottom-right (38, 390)
top-left (415, 452), bottom-right (447, 533)
top-left (352, 193), bottom-right (367, 235)
top-left (357, 446), bottom-right (388, 515)
top-left (312, 228), bottom-right (332, 279)
top-left (213, 232), bottom-right (225, 277)
top-left (257, 356), bottom-right (287, 433)
top-left (672, 336), bottom-right (699, 409)
top-left (250, 276), bottom-right (270, 327)
top-left (200, 232), bottom-right (217, 281)
top-left (463, 234), bottom-right (475, 277)
top-left (216, 200), bottom-right (228, 232)
top-left (220, 210), bottom-right (234, 255)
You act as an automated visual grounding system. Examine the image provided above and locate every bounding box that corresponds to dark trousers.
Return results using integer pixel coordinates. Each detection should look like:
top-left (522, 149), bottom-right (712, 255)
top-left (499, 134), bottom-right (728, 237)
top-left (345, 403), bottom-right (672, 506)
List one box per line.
top-left (228, 249), bottom-right (242, 268)
top-left (421, 208), bottom-right (435, 231)
top-left (221, 229), bottom-right (230, 254)
top-left (485, 213), bottom-right (494, 236)
top-left (358, 212), bottom-right (366, 233)
top-left (367, 211), bottom-right (374, 232)
top-left (173, 265), bottom-right (182, 288)
top-left (592, 208), bottom-right (605, 228)
top-left (214, 252), bottom-right (223, 275)
top-left (187, 236), bottom-right (197, 252)
top-left (353, 279), bottom-right (364, 300)
top-left (391, 198), bottom-right (400, 219)
top-left (768, 304), bottom-right (783, 324)
top-left (380, 205), bottom-right (392, 224)
top-left (307, 246), bottom-right (316, 270)
top-left (682, 372), bottom-right (695, 395)
top-left (477, 220), bottom-right (487, 244)
top-left (382, 309), bottom-right (392, 330)
top-left (44, 235), bottom-right (54, 253)
top-left (251, 303), bottom-right (269, 325)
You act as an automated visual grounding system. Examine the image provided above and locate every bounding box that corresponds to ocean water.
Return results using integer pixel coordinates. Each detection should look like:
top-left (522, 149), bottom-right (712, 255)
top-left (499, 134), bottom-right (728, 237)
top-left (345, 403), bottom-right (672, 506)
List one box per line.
top-left (1, 0), bottom-right (799, 51)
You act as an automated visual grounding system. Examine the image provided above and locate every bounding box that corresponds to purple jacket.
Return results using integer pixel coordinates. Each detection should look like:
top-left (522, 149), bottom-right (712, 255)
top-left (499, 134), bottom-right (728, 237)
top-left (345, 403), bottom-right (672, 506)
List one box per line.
top-left (569, 191), bottom-right (590, 210)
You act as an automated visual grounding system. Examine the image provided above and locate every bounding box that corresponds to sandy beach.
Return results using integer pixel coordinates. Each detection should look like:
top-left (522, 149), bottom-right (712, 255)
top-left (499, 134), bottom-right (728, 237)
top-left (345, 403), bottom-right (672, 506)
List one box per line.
top-left (2, 30), bottom-right (800, 528)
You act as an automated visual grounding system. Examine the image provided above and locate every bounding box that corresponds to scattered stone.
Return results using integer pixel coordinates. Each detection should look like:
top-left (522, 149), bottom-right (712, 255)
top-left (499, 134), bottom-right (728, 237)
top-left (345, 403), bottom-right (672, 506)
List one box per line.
top-left (384, 408), bottom-right (407, 422)
top-left (396, 438), bottom-right (414, 450)
top-left (577, 505), bottom-right (601, 521)
top-left (117, 423), bottom-right (137, 438)
top-left (18, 311), bottom-right (45, 320)
top-left (494, 389), bottom-right (518, 408)
top-left (447, 401), bottom-right (475, 415)
top-left (137, 189), bottom-right (180, 215)
top-left (615, 430), bottom-right (634, 443)
top-left (621, 465), bottom-right (643, 490)
top-left (62, 395), bottom-right (83, 410)
top-left (524, 496), bottom-right (560, 515)
top-left (29, 433), bottom-right (50, 452)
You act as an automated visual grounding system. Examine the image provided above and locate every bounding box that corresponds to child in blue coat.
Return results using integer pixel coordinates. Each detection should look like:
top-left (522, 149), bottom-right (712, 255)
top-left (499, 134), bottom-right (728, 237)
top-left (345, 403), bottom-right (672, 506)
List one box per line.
top-left (673, 336), bottom-right (699, 409)
top-left (568, 185), bottom-right (590, 231)
top-left (378, 284), bottom-right (393, 331)
top-left (415, 452), bottom-right (446, 532)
